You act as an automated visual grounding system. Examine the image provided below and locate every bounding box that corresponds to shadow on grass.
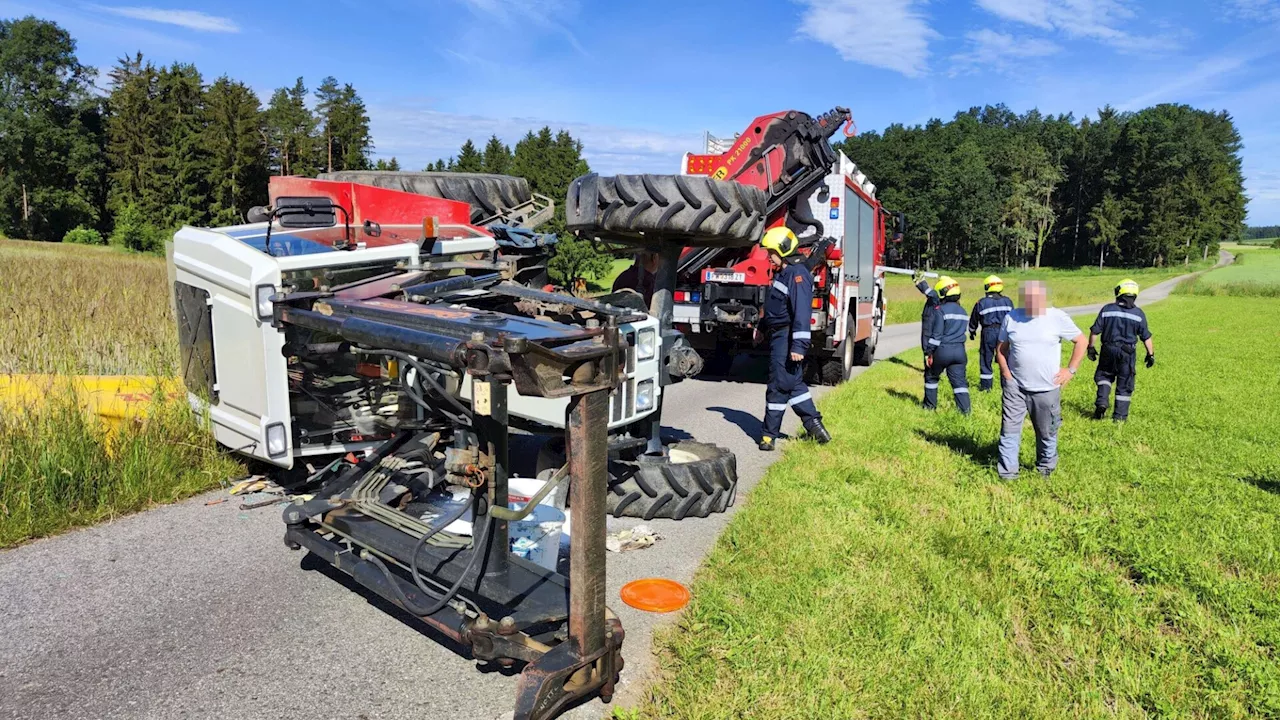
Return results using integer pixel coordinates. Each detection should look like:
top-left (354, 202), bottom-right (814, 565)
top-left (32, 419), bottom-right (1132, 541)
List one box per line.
top-left (887, 356), bottom-right (924, 372)
top-left (885, 388), bottom-right (922, 406)
top-left (915, 429), bottom-right (1000, 468)
top-left (1240, 476), bottom-right (1280, 495)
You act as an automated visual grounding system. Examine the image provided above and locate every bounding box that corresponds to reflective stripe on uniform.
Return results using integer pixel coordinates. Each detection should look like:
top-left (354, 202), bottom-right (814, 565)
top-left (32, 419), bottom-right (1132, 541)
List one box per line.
top-left (767, 402), bottom-right (787, 411)
top-left (772, 280), bottom-right (789, 295)
top-left (979, 306), bottom-right (1008, 315)
top-left (1101, 311), bottom-right (1143, 322)
top-left (943, 314), bottom-right (968, 321)
top-left (980, 374), bottom-right (994, 379)
top-left (793, 331), bottom-right (811, 339)
top-left (924, 383), bottom-right (939, 389)
top-left (789, 392), bottom-right (813, 406)
top-left (927, 338), bottom-right (941, 346)
top-left (1115, 395), bottom-right (1132, 401)
top-left (954, 387), bottom-right (970, 394)
top-left (1097, 379), bottom-right (1112, 386)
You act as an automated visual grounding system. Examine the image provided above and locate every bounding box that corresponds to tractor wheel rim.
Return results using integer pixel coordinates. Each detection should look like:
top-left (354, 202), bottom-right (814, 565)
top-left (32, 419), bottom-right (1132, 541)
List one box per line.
top-left (667, 448), bottom-right (700, 464)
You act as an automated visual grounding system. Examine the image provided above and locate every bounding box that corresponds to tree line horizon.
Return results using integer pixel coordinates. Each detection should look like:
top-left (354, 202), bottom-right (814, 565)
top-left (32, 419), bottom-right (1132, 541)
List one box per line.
top-left (1, 15), bottom-right (1254, 271)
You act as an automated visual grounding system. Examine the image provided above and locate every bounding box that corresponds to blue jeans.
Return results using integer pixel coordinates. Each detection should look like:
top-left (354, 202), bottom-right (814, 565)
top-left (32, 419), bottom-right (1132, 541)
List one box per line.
top-left (998, 384), bottom-right (1061, 478)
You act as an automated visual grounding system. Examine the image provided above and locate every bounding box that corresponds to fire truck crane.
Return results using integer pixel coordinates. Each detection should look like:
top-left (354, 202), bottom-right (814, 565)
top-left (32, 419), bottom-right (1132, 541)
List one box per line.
top-left (672, 107), bottom-right (902, 384)
top-left (572, 107), bottom-right (901, 385)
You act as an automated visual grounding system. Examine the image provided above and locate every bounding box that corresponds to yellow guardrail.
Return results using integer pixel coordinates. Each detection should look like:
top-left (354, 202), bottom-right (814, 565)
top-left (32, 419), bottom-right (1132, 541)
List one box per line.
top-left (0, 375), bottom-right (185, 422)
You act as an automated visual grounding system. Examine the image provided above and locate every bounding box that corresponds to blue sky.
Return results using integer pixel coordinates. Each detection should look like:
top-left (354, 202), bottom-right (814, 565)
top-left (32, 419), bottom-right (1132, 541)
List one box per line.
top-left (8, 0), bottom-right (1280, 223)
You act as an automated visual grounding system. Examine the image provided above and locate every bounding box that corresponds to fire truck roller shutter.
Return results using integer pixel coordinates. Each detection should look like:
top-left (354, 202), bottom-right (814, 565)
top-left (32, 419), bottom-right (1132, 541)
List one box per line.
top-left (843, 187), bottom-right (877, 301)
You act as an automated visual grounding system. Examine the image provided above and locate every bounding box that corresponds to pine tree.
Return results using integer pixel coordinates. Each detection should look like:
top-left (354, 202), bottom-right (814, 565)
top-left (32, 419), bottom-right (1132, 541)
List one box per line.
top-left (105, 53), bottom-right (162, 218)
top-left (481, 135), bottom-right (512, 174)
top-left (314, 77), bottom-right (372, 172)
top-left (155, 63), bottom-right (210, 228)
top-left (264, 77), bottom-right (316, 176)
top-left (0, 16), bottom-right (106, 240)
top-left (204, 77), bottom-right (267, 225)
top-left (455, 139), bottom-right (483, 172)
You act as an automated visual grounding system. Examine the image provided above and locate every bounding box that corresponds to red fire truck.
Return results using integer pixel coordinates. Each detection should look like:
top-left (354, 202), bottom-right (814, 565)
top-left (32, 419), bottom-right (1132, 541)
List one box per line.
top-left (668, 108), bottom-right (898, 384)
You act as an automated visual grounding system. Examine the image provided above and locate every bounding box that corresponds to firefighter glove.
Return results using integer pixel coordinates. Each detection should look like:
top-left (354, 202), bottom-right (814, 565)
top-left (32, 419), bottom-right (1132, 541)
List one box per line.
top-left (1145, 353), bottom-right (1155, 368)
top-left (1087, 346), bottom-right (1098, 362)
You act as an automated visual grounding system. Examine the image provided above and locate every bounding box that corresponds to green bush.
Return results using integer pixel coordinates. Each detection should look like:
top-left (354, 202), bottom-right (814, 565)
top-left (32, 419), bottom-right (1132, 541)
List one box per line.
top-left (109, 204), bottom-right (164, 253)
top-left (62, 225), bottom-right (105, 245)
top-left (547, 234), bottom-right (614, 289)
top-left (1272, 237), bottom-right (1280, 249)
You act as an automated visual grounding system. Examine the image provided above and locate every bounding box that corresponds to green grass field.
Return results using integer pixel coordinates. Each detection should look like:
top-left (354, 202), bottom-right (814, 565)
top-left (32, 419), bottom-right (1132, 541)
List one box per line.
top-left (0, 239), bottom-right (239, 547)
top-left (639, 295), bottom-right (1280, 719)
top-left (883, 263), bottom-right (1211, 325)
top-left (1175, 246), bottom-right (1280, 298)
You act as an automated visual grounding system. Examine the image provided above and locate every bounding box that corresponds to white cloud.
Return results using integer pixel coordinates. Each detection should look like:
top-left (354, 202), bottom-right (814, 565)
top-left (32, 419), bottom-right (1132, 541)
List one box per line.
top-left (1226, 0), bottom-right (1280, 22)
top-left (368, 104), bottom-right (701, 175)
top-left (454, 0), bottom-right (586, 55)
top-left (796, 0), bottom-right (939, 78)
top-left (1119, 53), bottom-right (1252, 110)
top-left (973, 0), bottom-right (1164, 51)
top-left (950, 29), bottom-right (1061, 74)
top-left (88, 5), bottom-right (239, 33)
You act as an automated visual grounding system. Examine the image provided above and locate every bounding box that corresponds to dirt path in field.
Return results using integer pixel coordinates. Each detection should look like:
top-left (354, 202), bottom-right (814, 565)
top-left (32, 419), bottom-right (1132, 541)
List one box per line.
top-left (0, 252), bottom-right (1230, 720)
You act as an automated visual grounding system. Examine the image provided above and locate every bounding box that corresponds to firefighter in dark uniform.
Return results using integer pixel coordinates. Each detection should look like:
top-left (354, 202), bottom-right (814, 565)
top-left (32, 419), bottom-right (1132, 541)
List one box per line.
top-left (1087, 278), bottom-right (1154, 421)
top-left (912, 270), bottom-right (942, 353)
top-left (757, 227), bottom-right (831, 451)
top-left (923, 276), bottom-right (972, 415)
top-left (968, 274), bottom-right (1014, 392)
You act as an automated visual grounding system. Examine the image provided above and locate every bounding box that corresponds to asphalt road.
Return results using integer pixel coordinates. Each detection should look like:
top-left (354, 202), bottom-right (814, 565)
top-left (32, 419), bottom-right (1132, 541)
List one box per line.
top-left (0, 259), bottom-right (1223, 720)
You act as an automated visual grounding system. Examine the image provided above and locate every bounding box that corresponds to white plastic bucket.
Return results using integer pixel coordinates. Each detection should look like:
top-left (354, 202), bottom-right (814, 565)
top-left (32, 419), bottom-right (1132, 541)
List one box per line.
top-left (508, 476), bottom-right (566, 511)
top-left (509, 502), bottom-right (565, 571)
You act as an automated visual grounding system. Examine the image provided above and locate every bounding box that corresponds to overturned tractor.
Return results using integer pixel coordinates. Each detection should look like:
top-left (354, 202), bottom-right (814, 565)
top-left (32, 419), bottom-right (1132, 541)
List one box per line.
top-left (168, 172), bottom-right (740, 719)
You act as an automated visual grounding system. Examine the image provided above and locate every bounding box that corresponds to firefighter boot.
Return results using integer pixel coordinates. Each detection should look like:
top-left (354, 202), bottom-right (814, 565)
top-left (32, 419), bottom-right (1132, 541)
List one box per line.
top-left (804, 418), bottom-right (832, 444)
top-left (1092, 406), bottom-right (1107, 420)
top-left (759, 437), bottom-right (776, 452)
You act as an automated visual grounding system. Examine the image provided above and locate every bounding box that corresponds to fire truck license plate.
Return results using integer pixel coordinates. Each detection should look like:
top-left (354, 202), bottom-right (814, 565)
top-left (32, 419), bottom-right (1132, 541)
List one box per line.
top-left (707, 271), bottom-right (745, 283)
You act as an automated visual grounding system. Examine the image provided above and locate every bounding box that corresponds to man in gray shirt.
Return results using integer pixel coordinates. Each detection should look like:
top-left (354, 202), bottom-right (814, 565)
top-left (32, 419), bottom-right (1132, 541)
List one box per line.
top-left (995, 281), bottom-right (1087, 479)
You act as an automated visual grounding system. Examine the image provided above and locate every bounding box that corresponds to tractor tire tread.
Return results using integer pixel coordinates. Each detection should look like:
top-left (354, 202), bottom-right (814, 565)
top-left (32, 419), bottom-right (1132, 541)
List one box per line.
top-left (319, 171), bottom-right (533, 225)
top-left (604, 441), bottom-right (737, 521)
top-left (566, 173), bottom-right (765, 248)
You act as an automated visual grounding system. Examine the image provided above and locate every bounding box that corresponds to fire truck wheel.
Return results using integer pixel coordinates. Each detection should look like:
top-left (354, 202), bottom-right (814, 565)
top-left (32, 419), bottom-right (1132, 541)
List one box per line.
top-left (566, 173), bottom-right (766, 248)
top-left (537, 439), bottom-right (738, 520)
top-left (319, 171), bottom-right (533, 225)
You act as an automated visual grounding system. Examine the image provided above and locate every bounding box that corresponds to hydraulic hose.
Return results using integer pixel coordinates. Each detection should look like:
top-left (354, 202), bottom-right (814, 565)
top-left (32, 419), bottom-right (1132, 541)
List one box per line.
top-left (355, 348), bottom-right (474, 425)
top-left (365, 490), bottom-right (492, 618)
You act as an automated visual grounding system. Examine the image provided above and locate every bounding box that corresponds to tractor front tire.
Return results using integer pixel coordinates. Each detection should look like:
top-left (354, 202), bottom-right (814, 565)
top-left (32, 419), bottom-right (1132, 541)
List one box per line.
top-left (536, 439), bottom-right (738, 521)
top-left (566, 173), bottom-right (766, 248)
top-left (610, 442), bottom-right (737, 520)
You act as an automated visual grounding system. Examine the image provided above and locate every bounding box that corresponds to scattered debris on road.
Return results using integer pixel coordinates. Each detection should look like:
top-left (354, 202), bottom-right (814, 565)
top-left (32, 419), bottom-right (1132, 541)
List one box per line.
top-left (607, 525), bottom-right (660, 553)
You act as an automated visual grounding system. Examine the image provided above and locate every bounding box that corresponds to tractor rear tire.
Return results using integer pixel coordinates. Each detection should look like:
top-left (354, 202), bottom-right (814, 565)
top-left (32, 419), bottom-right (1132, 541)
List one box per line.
top-left (566, 173), bottom-right (766, 248)
top-left (319, 171), bottom-right (532, 225)
top-left (536, 439), bottom-right (738, 521)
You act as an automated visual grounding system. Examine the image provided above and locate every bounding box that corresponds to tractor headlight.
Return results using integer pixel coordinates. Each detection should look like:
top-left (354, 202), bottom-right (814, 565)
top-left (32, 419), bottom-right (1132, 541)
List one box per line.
top-left (637, 328), bottom-right (657, 361)
top-left (255, 284), bottom-right (276, 321)
top-left (636, 380), bottom-right (655, 412)
top-left (266, 422), bottom-right (288, 458)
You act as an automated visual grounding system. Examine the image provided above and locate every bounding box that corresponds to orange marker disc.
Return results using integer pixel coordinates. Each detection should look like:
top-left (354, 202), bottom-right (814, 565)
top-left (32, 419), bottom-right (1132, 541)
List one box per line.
top-left (620, 578), bottom-right (691, 613)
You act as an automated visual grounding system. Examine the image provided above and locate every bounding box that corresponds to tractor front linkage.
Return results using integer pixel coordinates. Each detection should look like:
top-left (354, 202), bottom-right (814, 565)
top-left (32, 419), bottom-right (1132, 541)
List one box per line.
top-left (272, 276), bottom-right (633, 720)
